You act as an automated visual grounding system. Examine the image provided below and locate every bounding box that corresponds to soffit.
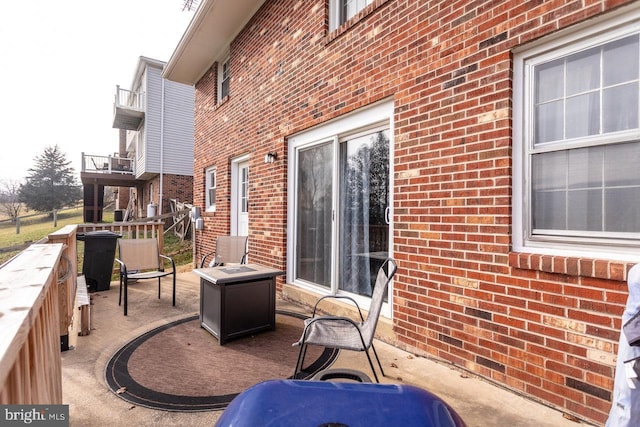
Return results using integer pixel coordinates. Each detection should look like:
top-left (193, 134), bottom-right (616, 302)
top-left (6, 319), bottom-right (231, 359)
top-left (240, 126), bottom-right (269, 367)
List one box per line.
top-left (163, 0), bottom-right (265, 85)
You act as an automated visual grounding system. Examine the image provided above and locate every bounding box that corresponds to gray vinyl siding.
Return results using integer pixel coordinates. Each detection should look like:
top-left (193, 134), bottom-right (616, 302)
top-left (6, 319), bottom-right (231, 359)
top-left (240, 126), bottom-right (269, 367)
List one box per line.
top-left (162, 79), bottom-right (194, 176)
top-left (143, 66), bottom-right (163, 174)
top-left (138, 62), bottom-right (194, 177)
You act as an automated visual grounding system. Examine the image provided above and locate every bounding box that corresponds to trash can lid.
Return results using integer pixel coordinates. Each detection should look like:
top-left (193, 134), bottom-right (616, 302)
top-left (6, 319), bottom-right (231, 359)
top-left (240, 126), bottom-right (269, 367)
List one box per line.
top-left (80, 230), bottom-right (122, 238)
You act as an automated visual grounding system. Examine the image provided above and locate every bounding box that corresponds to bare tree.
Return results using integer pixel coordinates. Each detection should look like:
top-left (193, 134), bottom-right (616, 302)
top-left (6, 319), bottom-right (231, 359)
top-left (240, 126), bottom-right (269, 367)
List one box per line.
top-left (0, 179), bottom-right (23, 221)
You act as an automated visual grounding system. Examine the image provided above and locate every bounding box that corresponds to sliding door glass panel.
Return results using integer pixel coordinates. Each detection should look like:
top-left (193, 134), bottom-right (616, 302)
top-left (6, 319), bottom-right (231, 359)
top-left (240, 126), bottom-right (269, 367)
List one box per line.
top-left (295, 142), bottom-right (333, 287)
top-left (339, 129), bottom-right (390, 298)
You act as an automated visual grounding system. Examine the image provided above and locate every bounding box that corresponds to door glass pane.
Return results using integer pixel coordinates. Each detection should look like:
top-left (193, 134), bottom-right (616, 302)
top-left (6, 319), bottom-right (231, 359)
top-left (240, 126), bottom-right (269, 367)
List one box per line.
top-left (296, 142), bottom-right (333, 287)
top-left (241, 166), bottom-right (248, 213)
top-left (339, 129), bottom-right (389, 298)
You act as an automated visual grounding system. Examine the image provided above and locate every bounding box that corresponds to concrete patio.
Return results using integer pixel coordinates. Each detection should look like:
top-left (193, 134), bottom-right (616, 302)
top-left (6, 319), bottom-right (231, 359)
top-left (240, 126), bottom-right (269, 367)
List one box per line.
top-left (61, 268), bottom-right (594, 426)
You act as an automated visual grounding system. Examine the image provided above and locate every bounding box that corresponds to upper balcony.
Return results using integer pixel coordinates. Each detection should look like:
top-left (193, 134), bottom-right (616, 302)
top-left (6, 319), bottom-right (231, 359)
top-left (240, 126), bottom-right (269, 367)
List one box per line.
top-left (80, 153), bottom-right (136, 187)
top-left (112, 85), bottom-right (145, 130)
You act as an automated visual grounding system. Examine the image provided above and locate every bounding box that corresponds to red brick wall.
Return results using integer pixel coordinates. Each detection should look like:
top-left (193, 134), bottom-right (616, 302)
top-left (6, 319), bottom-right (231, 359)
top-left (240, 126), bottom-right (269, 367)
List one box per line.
top-left (132, 174), bottom-right (193, 220)
top-left (160, 174), bottom-right (193, 212)
top-left (192, 1), bottom-right (638, 423)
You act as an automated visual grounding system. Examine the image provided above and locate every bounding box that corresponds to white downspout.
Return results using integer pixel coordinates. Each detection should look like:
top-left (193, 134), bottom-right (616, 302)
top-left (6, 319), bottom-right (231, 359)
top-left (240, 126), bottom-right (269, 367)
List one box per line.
top-left (159, 76), bottom-right (165, 215)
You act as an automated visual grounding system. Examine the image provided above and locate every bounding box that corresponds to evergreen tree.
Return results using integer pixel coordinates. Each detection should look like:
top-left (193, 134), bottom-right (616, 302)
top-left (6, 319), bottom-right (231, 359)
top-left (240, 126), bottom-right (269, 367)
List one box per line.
top-left (19, 145), bottom-right (82, 213)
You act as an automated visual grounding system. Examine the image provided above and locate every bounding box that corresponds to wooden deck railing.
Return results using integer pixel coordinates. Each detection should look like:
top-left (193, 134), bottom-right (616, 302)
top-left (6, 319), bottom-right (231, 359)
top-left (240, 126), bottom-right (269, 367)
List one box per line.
top-left (48, 225), bottom-right (79, 351)
top-left (0, 243), bottom-right (65, 404)
top-left (78, 221), bottom-right (165, 253)
top-left (0, 221), bottom-right (166, 404)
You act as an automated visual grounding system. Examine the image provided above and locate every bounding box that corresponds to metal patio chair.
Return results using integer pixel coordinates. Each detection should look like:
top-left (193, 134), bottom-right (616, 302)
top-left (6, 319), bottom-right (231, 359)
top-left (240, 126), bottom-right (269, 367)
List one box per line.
top-left (115, 237), bottom-right (176, 316)
top-left (199, 235), bottom-right (248, 268)
top-left (292, 258), bottom-right (398, 382)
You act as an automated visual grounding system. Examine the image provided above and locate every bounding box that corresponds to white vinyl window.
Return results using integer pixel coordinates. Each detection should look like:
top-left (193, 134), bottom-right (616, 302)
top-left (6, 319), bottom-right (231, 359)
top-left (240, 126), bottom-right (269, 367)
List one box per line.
top-left (329, 0), bottom-right (374, 31)
top-left (205, 167), bottom-right (217, 212)
top-left (513, 9), bottom-right (640, 261)
top-left (218, 56), bottom-right (230, 102)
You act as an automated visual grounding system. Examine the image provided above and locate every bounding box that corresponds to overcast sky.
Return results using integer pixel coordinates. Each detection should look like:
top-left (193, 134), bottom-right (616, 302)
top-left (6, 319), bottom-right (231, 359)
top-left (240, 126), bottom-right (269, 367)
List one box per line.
top-left (0, 0), bottom-right (195, 183)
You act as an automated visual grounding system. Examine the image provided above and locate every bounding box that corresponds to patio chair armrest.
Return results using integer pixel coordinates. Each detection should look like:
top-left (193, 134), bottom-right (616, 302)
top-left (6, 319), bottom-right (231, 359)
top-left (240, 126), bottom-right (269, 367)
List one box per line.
top-left (159, 254), bottom-right (175, 272)
top-left (114, 258), bottom-right (127, 274)
top-left (312, 295), bottom-right (365, 321)
top-left (200, 250), bottom-right (217, 268)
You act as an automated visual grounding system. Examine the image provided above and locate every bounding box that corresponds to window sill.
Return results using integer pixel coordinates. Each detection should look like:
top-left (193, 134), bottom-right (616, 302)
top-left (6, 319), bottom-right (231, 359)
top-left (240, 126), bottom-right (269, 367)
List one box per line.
top-left (508, 252), bottom-right (635, 282)
top-left (215, 95), bottom-right (229, 110)
top-left (326, 0), bottom-right (391, 45)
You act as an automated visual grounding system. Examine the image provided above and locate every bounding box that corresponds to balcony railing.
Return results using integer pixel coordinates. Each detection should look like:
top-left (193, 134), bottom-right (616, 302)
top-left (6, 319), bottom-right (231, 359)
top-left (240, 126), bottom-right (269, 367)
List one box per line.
top-left (114, 86), bottom-right (144, 111)
top-left (81, 153), bottom-right (134, 175)
top-left (113, 86), bottom-right (145, 130)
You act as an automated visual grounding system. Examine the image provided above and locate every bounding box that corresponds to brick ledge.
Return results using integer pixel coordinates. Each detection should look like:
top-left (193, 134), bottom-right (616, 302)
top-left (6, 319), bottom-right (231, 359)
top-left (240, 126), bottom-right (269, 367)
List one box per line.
top-left (509, 252), bottom-right (635, 282)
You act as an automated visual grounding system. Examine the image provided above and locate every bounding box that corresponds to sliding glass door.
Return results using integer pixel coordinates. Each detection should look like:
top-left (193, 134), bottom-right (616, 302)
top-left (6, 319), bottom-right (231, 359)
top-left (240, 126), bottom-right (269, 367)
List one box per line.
top-left (288, 101), bottom-right (394, 308)
top-left (339, 129), bottom-right (390, 298)
top-left (295, 141), bottom-right (333, 288)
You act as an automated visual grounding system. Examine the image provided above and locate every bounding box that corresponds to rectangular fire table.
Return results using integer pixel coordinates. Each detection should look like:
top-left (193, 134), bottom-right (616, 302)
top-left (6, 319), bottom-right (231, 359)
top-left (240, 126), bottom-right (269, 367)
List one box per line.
top-left (193, 264), bottom-right (284, 345)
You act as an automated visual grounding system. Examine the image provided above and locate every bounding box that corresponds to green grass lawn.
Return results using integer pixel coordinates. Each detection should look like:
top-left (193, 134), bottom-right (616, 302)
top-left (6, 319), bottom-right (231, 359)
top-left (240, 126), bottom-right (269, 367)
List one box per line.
top-left (0, 207), bottom-right (193, 267)
top-left (0, 206), bottom-right (87, 247)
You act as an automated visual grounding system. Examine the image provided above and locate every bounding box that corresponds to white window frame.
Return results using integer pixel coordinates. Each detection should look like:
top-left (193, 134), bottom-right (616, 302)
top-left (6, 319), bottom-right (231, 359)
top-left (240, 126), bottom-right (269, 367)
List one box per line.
top-left (513, 6), bottom-right (640, 262)
top-left (218, 54), bottom-right (230, 103)
top-left (287, 99), bottom-right (394, 316)
top-left (136, 125), bottom-right (145, 161)
top-left (205, 166), bottom-right (217, 212)
top-left (329, 0), bottom-right (374, 31)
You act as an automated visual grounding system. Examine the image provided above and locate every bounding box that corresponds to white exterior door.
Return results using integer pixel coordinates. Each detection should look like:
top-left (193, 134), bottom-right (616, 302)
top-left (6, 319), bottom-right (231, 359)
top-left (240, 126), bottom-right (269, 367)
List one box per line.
top-left (231, 157), bottom-right (249, 237)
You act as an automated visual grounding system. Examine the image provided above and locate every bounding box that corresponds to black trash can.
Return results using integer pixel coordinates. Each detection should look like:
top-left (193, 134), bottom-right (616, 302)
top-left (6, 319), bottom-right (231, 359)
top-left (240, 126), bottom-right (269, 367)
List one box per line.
top-left (78, 230), bottom-right (121, 292)
top-left (114, 209), bottom-right (124, 222)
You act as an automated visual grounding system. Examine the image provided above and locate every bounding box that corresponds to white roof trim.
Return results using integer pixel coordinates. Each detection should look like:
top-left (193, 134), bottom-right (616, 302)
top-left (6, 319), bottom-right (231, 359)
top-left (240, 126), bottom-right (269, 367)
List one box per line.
top-left (163, 0), bottom-right (266, 85)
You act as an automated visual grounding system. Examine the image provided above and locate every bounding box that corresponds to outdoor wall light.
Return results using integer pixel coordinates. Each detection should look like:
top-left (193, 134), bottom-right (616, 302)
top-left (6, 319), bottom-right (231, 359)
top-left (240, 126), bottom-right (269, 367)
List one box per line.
top-left (264, 152), bottom-right (277, 164)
